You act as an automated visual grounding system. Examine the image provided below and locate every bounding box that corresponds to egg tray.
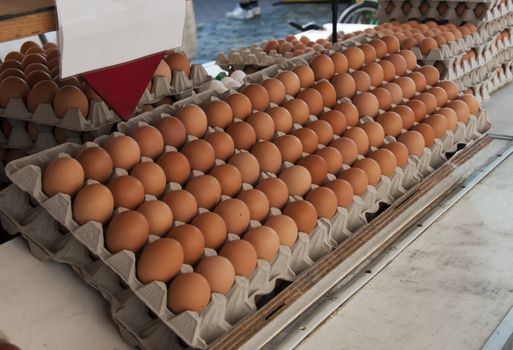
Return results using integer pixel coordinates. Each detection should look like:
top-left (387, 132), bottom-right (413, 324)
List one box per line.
top-left (0, 184), bottom-right (187, 350)
top-left (376, 0), bottom-right (509, 25)
top-left (138, 64), bottom-right (214, 106)
top-left (0, 117), bottom-right (115, 156)
top-left (0, 96), bottom-right (120, 132)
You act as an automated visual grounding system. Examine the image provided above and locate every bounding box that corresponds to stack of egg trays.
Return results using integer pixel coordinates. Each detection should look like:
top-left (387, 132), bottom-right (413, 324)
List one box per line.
top-left (376, 0), bottom-right (505, 25)
top-left (138, 63), bottom-right (214, 106)
top-left (0, 184), bottom-right (183, 350)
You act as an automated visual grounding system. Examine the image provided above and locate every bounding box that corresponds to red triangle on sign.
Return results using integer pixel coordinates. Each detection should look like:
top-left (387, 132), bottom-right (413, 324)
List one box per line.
top-left (81, 52), bottom-right (164, 120)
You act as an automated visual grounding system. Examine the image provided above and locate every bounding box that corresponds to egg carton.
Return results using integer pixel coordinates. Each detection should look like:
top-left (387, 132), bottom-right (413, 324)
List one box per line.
top-left (138, 64), bottom-right (214, 106)
top-left (0, 117), bottom-right (113, 155)
top-left (0, 184), bottom-right (185, 350)
top-left (377, 0), bottom-right (506, 25)
top-left (0, 96), bottom-right (119, 132)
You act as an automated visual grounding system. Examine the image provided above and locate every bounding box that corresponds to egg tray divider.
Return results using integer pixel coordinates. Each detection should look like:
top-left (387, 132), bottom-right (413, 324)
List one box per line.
top-left (0, 97), bottom-right (119, 132)
top-left (0, 184), bottom-right (186, 350)
top-left (138, 64), bottom-right (214, 106)
top-left (0, 117), bottom-right (113, 155)
top-left (376, 0), bottom-right (508, 25)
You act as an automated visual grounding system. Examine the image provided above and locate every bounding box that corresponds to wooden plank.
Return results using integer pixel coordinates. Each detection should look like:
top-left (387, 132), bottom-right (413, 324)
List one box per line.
top-left (0, 10), bottom-right (56, 43)
top-left (0, 0), bottom-right (54, 18)
top-left (209, 135), bottom-right (493, 350)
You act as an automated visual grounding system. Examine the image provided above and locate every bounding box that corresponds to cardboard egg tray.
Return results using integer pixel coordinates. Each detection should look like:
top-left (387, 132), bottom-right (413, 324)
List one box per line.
top-left (0, 98), bottom-right (119, 132)
top-left (376, 0), bottom-right (510, 25)
top-left (0, 184), bottom-right (185, 350)
top-left (139, 64), bottom-right (214, 106)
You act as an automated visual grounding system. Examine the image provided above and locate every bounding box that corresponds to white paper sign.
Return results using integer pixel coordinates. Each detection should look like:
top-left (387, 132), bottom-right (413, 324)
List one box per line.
top-left (55, 0), bottom-right (186, 77)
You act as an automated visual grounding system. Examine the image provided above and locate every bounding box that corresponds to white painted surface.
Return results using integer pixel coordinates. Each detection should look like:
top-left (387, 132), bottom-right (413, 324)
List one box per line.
top-left (0, 238), bottom-right (130, 350)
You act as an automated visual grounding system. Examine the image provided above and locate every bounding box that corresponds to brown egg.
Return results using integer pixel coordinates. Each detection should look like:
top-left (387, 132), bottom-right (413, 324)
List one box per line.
top-left (297, 88), bottom-right (324, 116)
top-left (204, 131), bottom-right (235, 161)
top-left (196, 256), bottom-right (235, 294)
top-left (351, 70), bottom-right (371, 92)
top-left (368, 39), bottom-right (388, 59)
top-left (313, 81), bottom-right (337, 107)
top-left (415, 92), bottom-right (438, 114)
top-left (130, 125), bottom-right (165, 159)
top-left (25, 70), bottom-right (50, 88)
top-left (228, 152), bottom-right (260, 184)
top-left (311, 54), bottom-right (335, 80)
top-left (238, 188), bottom-right (270, 221)
top-left (176, 105), bottom-right (208, 137)
top-left (76, 147), bottom-right (113, 183)
top-left (136, 200), bottom-right (174, 237)
top-left (338, 168), bottom-right (368, 196)
top-left (209, 164), bottom-right (242, 196)
top-left (316, 146), bottom-right (343, 174)
top-left (108, 175), bottom-right (145, 209)
top-left (399, 50), bottom-right (417, 70)
top-left (203, 100), bottom-right (233, 128)
top-left (21, 53), bottom-right (47, 69)
top-left (219, 239), bottom-right (258, 277)
top-left (376, 111), bottom-right (403, 137)
top-left (155, 116), bottom-right (187, 148)
top-left (42, 157), bottom-right (84, 197)
top-left (438, 107), bottom-right (458, 131)
top-left (343, 47), bottom-right (365, 70)
top-left (265, 215), bottom-right (298, 247)
top-left (165, 52), bottom-right (190, 76)
top-left (417, 66), bottom-right (440, 86)
top-left (182, 139), bottom-right (215, 172)
top-left (157, 151), bottom-right (190, 184)
top-left (226, 121), bottom-right (257, 150)
top-left (261, 78), bottom-right (286, 105)
top-left (297, 154), bottom-right (329, 185)
top-left (379, 60), bottom-right (397, 83)
top-left (407, 71), bottom-right (427, 93)
top-left (401, 37), bottom-right (418, 50)
top-left (137, 238), bottom-right (183, 283)
top-left (437, 80), bottom-right (459, 100)
top-left (361, 122), bottom-right (385, 148)
top-left (330, 52), bottom-right (349, 74)
top-left (167, 272), bottom-right (211, 313)
top-left (244, 226), bottom-right (280, 261)
top-left (325, 178), bottom-right (354, 209)
top-left (320, 110), bottom-right (347, 135)
top-left (372, 87), bottom-right (392, 111)
top-left (246, 111), bottom-right (275, 141)
top-left (427, 87), bottom-right (448, 108)
top-left (162, 189), bottom-right (198, 223)
top-left (352, 92), bottom-right (379, 118)
top-left (398, 130), bottom-right (425, 157)
top-left (419, 38), bottom-right (438, 55)
top-left (280, 100), bottom-right (307, 128)
top-left (424, 114), bottom-right (448, 139)
top-left (368, 149), bottom-right (397, 177)
top-left (330, 137), bottom-right (358, 165)
top-left (72, 184), bottom-right (114, 225)
top-left (251, 141), bottom-right (282, 174)
top-left (268, 106), bottom-right (293, 132)
top-left (394, 76), bottom-right (416, 99)
top-left (276, 71), bottom-right (301, 96)
top-left (406, 99), bottom-right (427, 122)
top-left (383, 142), bottom-right (409, 167)
top-left (274, 134), bottom-right (303, 163)
top-left (106, 210), bottom-right (149, 253)
top-left (279, 165), bottom-right (312, 195)
top-left (411, 123), bottom-right (435, 148)
top-left (345, 127), bottom-right (370, 155)
top-left (26, 80), bottom-right (58, 113)
top-left (330, 72), bottom-right (356, 100)
top-left (382, 83), bottom-right (403, 106)
top-left (215, 198), bottom-right (251, 235)
top-left (458, 94), bottom-right (480, 115)
top-left (290, 128), bottom-right (318, 154)
top-left (168, 224), bottom-right (205, 265)
top-left (0, 67), bottom-right (26, 81)
top-left (52, 85), bottom-right (89, 118)
top-left (0, 76), bottom-right (30, 107)
top-left (334, 102), bottom-right (358, 127)
top-left (361, 63), bottom-right (384, 88)
top-left (359, 44), bottom-right (376, 64)
top-left (446, 100), bottom-right (469, 124)
top-left (185, 175), bottom-right (222, 209)
top-left (103, 135), bottom-right (141, 170)
top-left (225, 93), bottom-right (253, 120)
top-left (191, 212), bottom-right (227, 249)
top-left (353, 158), bottom-right (381, 185)
top-left (283, 200), bottom-right (318, 233)
top-left (292, 65), bottom-right (315, 88)
top-left (382, 35), bottom-right (401, 54)
top-left (305, 186), bottom-right (338, 219)
top-left (242, 84), bottom-right (270, 111)
top-left (4, 51), bottom-right (24, 62)
top-left (256, 177), bottom-right (289, 208)
top-left (308, 120), bottom-right (334, 146)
